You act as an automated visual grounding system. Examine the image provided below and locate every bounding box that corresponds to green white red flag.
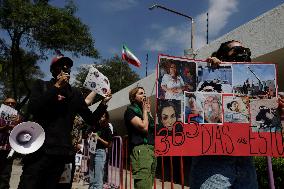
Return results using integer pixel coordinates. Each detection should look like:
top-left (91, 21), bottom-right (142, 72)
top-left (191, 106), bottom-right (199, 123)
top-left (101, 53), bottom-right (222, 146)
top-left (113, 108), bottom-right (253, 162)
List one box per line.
top-left (122, 45), bottom-right (141, 67)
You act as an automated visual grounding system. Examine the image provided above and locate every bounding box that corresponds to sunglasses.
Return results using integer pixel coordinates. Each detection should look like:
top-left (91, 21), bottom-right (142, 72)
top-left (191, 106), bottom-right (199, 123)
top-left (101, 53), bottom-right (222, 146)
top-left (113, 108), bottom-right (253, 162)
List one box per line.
top-left (229, 46), bottom-right (251, 55)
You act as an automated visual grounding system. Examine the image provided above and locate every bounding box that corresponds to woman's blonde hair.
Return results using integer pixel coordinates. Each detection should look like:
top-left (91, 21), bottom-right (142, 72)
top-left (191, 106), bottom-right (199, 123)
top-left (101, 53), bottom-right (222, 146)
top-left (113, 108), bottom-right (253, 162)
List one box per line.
top-left (129, 87), bottom-right (144, 104)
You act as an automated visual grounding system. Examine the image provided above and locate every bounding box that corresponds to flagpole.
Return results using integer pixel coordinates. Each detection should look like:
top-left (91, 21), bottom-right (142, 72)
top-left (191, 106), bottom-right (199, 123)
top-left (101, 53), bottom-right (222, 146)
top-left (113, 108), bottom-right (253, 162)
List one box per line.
top-left (206, 12), bottom-right (209, 44)
top-left (149, 4), bottom-right (195, 58)
top-left (120, 60), bottom-right (122, 88)
top-left (146, 54), bottom-right (148, 77)
top-left (267, 156), bottom-right (275, 189)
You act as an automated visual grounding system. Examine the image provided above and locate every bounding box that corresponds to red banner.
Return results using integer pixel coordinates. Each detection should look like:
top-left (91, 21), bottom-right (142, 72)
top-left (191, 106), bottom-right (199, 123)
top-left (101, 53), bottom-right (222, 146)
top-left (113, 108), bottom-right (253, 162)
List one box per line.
top-left (155, 55), bottom-right (283, 157)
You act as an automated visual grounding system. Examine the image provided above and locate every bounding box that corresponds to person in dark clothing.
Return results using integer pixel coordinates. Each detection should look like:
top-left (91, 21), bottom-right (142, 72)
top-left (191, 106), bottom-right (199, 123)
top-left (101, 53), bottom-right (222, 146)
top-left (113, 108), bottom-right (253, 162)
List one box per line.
top-left (190, 40), bottom-right (258, 189)
top-left (57, 91), bottom-right (98, 189)
top-left (17, 53), bottom-right (112, 189)
top-left (88, 111), bottom-right (113, 189)
top-left (0, 98), bottom-right (21, 189)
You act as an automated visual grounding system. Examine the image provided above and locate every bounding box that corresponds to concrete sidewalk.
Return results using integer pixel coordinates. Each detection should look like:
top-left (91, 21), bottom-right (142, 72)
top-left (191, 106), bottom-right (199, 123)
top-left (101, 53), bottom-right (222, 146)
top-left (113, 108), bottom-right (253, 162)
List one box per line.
top-left (9, 160), bottom-right (88, 189)
top-left (10, 160), bottom-right (189, 189)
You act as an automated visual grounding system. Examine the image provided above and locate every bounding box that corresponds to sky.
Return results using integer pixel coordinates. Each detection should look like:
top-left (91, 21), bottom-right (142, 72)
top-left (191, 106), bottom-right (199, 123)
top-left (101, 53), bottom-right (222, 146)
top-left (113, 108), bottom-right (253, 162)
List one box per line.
top-left (232, 64), bottom-right (276, 86)
top-left (199, 66), bottom-right (232, 84)
top-left (21, 0), bottom-right (284, 80)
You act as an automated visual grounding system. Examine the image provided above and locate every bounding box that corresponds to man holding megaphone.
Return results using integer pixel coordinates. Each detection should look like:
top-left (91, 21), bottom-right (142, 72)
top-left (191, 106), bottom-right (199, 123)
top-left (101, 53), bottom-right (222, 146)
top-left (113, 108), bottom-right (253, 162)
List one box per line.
top-left (17, 51), bottom-right (112, 189)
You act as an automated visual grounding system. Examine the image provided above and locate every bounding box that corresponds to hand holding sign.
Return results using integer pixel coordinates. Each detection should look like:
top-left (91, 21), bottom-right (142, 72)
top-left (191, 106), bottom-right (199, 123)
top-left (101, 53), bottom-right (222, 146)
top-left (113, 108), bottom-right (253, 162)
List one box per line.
top-left (101, 90), bottom-right (112, 105)
top-left (83, 66), bottom-right (110, 97)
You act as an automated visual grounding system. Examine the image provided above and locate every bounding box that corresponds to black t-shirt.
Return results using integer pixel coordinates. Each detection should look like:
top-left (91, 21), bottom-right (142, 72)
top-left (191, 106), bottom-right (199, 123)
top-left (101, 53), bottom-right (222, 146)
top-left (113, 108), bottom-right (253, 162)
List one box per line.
top-left (94, 125), bottom-right (113, 149)
top-left (124, 106), bottom-right (154, 147)
top-left (28, 79), bottom-right (107, 155)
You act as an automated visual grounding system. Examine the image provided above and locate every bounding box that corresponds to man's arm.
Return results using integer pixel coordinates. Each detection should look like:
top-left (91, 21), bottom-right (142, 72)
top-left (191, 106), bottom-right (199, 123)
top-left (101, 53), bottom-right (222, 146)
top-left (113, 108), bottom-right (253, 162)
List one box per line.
top-left (78, 92), bottom-right (112, 128)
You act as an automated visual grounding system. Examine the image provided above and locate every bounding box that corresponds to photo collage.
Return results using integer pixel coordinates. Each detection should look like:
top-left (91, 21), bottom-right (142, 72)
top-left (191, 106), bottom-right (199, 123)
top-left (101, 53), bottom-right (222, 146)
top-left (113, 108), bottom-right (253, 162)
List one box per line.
top-left (156, 55), bottom-right (280, 134)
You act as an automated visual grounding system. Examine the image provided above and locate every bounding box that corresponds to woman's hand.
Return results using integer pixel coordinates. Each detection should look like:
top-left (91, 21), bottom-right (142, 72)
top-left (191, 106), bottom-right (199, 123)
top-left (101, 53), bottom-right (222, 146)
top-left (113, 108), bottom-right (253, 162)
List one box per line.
top-left (142, 97), bottom-right (151, 112)
top-left (171, 87), bottom-right (182, 93)
top-left (102, 90), bottom-right (112, 105)
top-left (91, 132), bottom-right (99, 140)
top-left (206, 57), bottom-right (221, 68)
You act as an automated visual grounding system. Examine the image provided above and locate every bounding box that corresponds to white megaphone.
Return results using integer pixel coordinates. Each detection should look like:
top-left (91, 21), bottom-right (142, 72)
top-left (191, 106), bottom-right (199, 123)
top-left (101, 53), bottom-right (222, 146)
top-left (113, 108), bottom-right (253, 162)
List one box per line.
top-left (7, 121), bottom-right (45, 158)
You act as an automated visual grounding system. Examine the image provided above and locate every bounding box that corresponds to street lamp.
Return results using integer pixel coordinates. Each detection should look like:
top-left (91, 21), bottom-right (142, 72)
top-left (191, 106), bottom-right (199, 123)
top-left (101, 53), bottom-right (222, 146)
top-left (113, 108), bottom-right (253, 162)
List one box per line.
top-left (149, 4), bottom-right (195, 57)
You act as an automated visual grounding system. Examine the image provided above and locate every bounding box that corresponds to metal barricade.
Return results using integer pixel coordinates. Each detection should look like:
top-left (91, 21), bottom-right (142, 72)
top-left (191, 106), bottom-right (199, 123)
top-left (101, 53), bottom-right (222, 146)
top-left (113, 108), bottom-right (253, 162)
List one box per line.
top-left (121, 136), bottom-right (188, 189)
top-left (107, 136), bottom-right (123, 189)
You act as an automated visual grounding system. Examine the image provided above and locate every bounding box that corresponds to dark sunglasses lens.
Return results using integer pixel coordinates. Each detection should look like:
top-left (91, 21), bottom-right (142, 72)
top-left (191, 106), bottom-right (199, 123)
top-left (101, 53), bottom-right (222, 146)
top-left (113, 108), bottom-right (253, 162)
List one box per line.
top-left (230, 46), bottom-right (251, 55)
top-left (230, 46), bottom-right (244, 53)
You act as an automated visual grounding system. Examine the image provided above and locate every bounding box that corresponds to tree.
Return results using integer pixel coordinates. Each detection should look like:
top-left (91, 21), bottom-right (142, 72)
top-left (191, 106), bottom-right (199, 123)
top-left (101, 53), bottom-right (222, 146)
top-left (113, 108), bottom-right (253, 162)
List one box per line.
top-left (0, 0), bottom-right (99, 100)
top-left (73, 56), bottom-right (140, 97)
top-left (0, 49), bottom-right (44, 101)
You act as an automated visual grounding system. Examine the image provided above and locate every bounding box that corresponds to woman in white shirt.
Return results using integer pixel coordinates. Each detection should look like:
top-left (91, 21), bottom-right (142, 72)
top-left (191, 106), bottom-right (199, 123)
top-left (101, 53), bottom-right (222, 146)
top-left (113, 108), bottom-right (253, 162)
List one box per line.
top-left (161, 63), bottom-right (185, 100)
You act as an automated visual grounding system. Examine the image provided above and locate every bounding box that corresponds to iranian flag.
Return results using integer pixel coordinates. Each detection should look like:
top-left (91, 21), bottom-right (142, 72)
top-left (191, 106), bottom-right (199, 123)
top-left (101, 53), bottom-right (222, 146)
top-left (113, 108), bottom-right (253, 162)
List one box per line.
top-left (122, 45), bottom-right (141, 67)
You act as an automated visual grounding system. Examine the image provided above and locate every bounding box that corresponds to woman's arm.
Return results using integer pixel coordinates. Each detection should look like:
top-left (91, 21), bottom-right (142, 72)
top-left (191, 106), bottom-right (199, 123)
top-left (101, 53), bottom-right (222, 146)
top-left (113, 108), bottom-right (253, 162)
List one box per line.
top-left (161, 84), bottom-right (171, 93)
top-left (97, 137), bottom-right (112, 148)
top-left (91, 132), bottom-right (112, 148)
top-left (85, 91), bottom-right (97, 106)
top-left (161, 74), bottom-right (172, 93)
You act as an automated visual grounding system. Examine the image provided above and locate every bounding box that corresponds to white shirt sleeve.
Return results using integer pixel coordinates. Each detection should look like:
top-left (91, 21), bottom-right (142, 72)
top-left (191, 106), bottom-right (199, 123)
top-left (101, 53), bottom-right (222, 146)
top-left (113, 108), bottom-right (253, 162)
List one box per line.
top-left (161, 74), bottom-right (170, 87)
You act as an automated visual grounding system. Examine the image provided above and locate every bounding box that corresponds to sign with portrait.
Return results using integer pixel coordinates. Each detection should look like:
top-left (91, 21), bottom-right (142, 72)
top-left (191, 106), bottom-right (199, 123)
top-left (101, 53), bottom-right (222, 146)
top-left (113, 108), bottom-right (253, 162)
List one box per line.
top-left (0, 104), bottom-right (18, 129)
top-left (83, 65), bottom-right (110, 97)
top-left (0, 104), bottom-right (18, 122)
top-left (155, 55), bottom-right (283, 157)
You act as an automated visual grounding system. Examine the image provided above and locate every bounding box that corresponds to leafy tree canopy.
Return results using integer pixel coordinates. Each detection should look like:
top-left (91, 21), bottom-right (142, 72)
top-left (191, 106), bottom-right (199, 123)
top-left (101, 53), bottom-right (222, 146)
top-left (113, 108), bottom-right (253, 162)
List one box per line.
top-left (0, 0), bottom-right (99, 58)
top-left (0, 49), bottom-right (44, 100)
top-left (0, 0), bottom-right (99, 101)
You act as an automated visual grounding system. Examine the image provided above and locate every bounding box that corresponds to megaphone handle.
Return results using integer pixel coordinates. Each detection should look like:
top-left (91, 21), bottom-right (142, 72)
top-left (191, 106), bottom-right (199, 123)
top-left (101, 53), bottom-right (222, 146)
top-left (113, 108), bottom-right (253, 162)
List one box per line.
top-left (7, 149), bottom-right (15, 159)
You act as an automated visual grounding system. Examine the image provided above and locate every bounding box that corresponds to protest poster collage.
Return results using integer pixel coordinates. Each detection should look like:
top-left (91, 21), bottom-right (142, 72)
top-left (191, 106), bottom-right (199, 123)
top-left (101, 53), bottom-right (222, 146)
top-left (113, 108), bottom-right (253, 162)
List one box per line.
top-left (155, 55), bottom-right (283, 157)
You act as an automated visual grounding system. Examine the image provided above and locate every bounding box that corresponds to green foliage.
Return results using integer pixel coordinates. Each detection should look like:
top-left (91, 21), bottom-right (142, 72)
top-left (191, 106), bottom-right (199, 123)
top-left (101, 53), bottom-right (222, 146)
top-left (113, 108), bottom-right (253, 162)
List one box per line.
top-left (72, 65), bottom-right (94, 99)
top-left (99, 56), bottom-right (140, 93)
top-left (254, 156), bottom-right (284, 188)
top-left (73, 65), bottom-right (89, 90)
top-left (0, 0), bottom-right (99, 58)
top-left (0, 49), bottom-right (44, 100)
top-left (0, 0), bottom-right (99, 100)
top-left (73, 56), bottom-right (140, 96)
